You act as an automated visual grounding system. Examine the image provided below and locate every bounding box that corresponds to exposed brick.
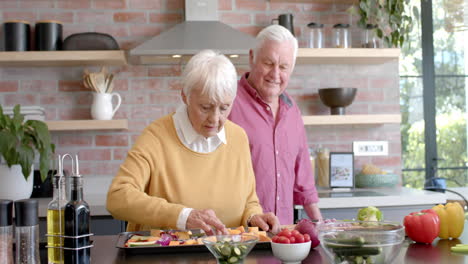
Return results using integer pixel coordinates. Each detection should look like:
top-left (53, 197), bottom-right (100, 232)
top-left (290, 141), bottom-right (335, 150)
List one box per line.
top-left (219, 0), bottom-right (232, 10)
top-left (236, 25), bottom-right (262, 37)
top-left (254, 14), bottom-right (278, 25)
top-left (94, 0), bottom-right (127, 9)
top-left (58, 108), bottom-right (91, 120)
top-left (113, 107), bottom-right (128, 119)
top-left (92, 161), bottom-right (122, 176)
top-left (303, 3), bottom-right (335, 12)
top-left (113, 148), bottom-right (129, 160)
top-left (93, 25), bottom-right (129, 37)
top-left (63, 25), bottom-right (92, 36)
top-left (131, 105), bottom-right (165, 119)
top-left (3, 12), bottom-right (36, 22)
top-left (112, 79), bottom-right (129, 92)
top-left (166, 0), bottom-right (184, 11)
top-left (168, 79), bottom-right (182, 91)
top-left (59, 81), bottom-right (87, 92)
top-left (4, 94), bottom-right (37, 106)
top-left (129, 25), bottom-right (163, 37)
top-left (356, 90), bottom-right (385, 102)
top-left (148, 66), bottom-right (182, 77)
top-left (372, 156), bottom-right (402, 167)
top-left (235, 0), bottom-right (267, 11)
top-left (115, 65), bottom-right (148, 77)
top-left (20, 0), bottom-right (54, 8)
top-left (0, 81), bottom-right (18, 92)
top-left (130, 0), bottom-right (163, 9)
top-left (149, 13), bottom-right (183, 23)
top-left (76, 93), bottom-right (93, 105)
top-left (57, 0), bottom-right (91, 9)
top-left (149, 92), bottom-right (181, 104)
top-left (121, 92), bottom-right (146, 104)
top-left (96, 135), bottom-right (129, 146)
top-left (131, 79), bottom-right (163, 91)
top-left (319, 13), bottom-right (352, 25)
top-left (20, 80), bottom-right (56, 92)
top-left (38, 12), bottom-right (74, 23)
top-left (0, 1), bottom-right (17, 8)
top-left (127, 120), bottom-right (148, 133)
top-left (220, 13), bottom-right (251, 24)
top-left (78, 149), bottom-right (112, 161)
top-left (76, 12), bottom-right (112, 24)
top-left (114, 12), bottom-right (147, 23)
top-left (269, 3), bottom-right (302, 12)
top-left (40, 93), bottom-right (75, 106)
top-left (58, 135), bottom-right (93, 147)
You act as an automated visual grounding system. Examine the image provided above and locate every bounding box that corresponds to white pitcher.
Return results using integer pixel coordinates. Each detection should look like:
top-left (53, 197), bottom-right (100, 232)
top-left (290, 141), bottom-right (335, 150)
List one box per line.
top-left (91, 92), bottom-right (122, 120)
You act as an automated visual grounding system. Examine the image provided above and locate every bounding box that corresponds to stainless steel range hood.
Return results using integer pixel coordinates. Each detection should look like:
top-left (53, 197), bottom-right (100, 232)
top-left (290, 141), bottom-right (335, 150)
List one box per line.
top-left (130, 0), bottom-right (255, 65)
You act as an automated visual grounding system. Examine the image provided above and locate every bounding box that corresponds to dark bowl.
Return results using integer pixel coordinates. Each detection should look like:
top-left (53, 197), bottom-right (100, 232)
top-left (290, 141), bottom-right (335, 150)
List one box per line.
top-left (318, 88), bottom-right (357, 115)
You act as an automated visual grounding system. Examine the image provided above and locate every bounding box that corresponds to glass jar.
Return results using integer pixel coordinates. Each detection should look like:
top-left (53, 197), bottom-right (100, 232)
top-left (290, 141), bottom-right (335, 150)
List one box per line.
top-left (307, 22), bottom-right (324, 48)
top-left (333, 24), bottom-right (350, 48)
top-left (361, 24), bottom-right (380, 48)
top-left (15, 199), bottom-right (40, 264)
top-left (316, 147), bottom-right (330, 187)
top-left (0, 200), bottom-right (13, 264)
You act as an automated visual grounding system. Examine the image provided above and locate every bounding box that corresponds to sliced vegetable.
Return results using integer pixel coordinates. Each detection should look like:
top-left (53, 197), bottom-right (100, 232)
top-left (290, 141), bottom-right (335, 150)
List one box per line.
top-left (432, 202), bottom-right (465, 239)
top-left (403, 209), bottom-right (440, 244)
top-left (156, 233), bottom-right (173, 246)
top-left (451, 244), bottom-right (468, 254)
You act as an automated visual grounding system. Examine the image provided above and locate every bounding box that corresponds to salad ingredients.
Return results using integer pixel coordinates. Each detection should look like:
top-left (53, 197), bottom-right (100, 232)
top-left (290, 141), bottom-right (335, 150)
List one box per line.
top-left (294, 219), bottom-right (320, 248)
top-left (272, 228), bottom-right (312, 245)
top-left (209, 237), bottom-right (250, 263)
top-left (432, 202), bottom-right (465, 239)
top-left (403, 209), bottom-right (439, 244)
top-left (450, 244), bottom-right (468, 254)
top-left (324, 234), bottom-right (381, 264)
top-left (357, 206), bottom-right (383, 221)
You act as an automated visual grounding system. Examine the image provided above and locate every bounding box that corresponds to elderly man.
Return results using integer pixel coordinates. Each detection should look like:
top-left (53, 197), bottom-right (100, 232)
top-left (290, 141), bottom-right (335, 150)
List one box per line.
top-left (229, 25), bottom-right (322, 224)
top-left (107, 50), bottom-right (280, 234)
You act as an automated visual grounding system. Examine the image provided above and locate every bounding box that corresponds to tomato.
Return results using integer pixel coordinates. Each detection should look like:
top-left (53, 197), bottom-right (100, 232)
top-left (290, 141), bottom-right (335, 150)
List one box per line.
top-left (291, 230), bottom-right (300, 236)
top-left (278, 229), bottom-right (292, 238)
top-left (277, 236), bottom-right (290, 244)
top-left (294, 233), bottom-right (305, 243)
top-left (303, 234), bottom-right (311, 242)
top-left (289, 236), bottom-right (296, 243)
top-left (272, 235), bottom-right (279, 243)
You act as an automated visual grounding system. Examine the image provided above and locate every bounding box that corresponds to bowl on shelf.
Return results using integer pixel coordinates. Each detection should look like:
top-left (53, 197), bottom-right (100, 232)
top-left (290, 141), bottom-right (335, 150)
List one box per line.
top-left (318, 88), bottom-right (357, 115)
top-left (318, 221), bottom-right (405, 264)
top-left (202, 234), bottom-right (258, 264)
top-left (271, 240), bottom-right (311, 264)
top-left (355, 173), bottom-right (399, 188)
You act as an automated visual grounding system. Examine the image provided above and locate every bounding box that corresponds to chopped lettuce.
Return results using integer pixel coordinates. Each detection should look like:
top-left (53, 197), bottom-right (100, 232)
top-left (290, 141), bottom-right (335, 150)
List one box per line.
top-left (357, 206), bottom-right (383, 221)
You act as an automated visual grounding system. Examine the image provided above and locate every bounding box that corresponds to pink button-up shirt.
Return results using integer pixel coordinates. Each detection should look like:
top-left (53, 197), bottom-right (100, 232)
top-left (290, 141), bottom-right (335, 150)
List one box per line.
top-left (228, 73), bottom-right (319, 225)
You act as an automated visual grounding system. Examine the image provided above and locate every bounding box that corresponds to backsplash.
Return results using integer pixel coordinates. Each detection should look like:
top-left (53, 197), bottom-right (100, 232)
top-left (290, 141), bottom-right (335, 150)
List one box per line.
top-left (0, 0), bottom-right (401, 194)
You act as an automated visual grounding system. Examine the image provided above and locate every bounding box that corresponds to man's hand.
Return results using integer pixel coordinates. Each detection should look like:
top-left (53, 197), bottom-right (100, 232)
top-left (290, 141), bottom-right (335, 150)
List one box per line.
top-left (304, 203), bottom-right (322, 222)
top-left (186, 209), bottom-right (228, 235)
top-left (249, 212), bottom-right (280, 234)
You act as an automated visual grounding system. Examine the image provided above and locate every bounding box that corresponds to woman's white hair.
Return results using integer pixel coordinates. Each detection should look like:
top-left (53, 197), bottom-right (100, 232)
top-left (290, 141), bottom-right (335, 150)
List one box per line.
top-left (252, 25), bottom-right (298, 65)
top-left (182, 49), bottom-right (237, 102)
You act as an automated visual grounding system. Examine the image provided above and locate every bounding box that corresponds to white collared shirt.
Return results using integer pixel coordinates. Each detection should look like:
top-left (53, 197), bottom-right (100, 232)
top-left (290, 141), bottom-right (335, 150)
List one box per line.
top-left (172, 104), bottom-right (227, 229)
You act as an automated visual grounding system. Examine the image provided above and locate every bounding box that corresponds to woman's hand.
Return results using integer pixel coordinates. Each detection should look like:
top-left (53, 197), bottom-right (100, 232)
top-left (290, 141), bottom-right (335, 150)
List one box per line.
top-left (186, 209), bottom-right (228, 235)
top-left (249, 212), bottom-right (280, 234)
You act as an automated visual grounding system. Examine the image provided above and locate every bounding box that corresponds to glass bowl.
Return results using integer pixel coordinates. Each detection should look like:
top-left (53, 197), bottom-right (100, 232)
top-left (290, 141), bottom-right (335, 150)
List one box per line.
top-left (318, 221), bottom-right (405, 264)
top-left (202, 234), bottom-right (258, 264)
top-left (271, 240), bottom-right (311, 264)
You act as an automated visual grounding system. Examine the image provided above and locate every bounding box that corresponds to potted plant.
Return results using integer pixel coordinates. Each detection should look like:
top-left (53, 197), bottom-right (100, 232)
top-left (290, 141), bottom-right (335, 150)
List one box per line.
top-left (352, 0), bottom-right (414, 48)
top-left (0, 104), bottom-right (55, 200)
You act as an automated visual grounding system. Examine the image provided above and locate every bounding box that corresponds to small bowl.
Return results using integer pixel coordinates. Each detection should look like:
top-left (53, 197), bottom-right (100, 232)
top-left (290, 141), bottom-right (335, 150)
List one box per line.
top-left (318, 221), bottom-right (405, 264)
top-left (271, 241), bottom-right (311, 264)
top-left (318, 88), bottom-right (357, 115)
top-left (355, 173), bottom-right (399, 188)
top-left (202, 234), bottom-right (258, 263)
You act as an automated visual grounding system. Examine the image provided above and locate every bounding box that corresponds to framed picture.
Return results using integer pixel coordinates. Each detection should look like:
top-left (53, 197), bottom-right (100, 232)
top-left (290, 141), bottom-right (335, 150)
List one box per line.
top-left (329, 152), bottom-right (354, 188)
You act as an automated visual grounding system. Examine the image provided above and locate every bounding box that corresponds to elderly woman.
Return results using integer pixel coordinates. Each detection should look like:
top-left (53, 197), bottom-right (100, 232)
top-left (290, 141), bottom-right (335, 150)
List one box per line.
top-left (107, 50), bottom-right (279, 234)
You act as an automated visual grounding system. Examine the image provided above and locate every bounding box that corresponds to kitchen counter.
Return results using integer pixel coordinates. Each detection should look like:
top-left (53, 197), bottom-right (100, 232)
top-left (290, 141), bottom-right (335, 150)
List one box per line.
top-left (37, 226), bottom-right (468, 263)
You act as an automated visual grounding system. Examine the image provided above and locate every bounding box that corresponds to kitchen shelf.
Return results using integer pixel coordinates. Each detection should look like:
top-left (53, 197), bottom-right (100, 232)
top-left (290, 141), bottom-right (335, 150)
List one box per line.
top-left (296, 48), bottom-right (400, 64)
top-left (46, 119), bottom-right (128, 131)
top-left (302, 114), bottom-right (401, 125)
top-left (0, 50), bottom-right (127, 67)
top-left (270, 0), bottom-right (357, 3)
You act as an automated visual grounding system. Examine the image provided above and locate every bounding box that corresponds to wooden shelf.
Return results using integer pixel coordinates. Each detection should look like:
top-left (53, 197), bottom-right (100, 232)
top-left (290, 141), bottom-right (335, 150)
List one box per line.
top-left (0, 50), bottom-right (127, 67)
top-left (302, 114), bottom-right (401, 125)
top-left (46, 119), bottom-right (128, 131)
top-left (270, 0), bottom-right (357, 3)
top-left (296, 48), bottom-right (400, 64)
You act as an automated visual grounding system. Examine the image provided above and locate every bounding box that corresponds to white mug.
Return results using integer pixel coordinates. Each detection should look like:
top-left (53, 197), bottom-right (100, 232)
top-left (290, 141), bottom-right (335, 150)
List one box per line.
top-left (91, 92), bottom-right (122, 120)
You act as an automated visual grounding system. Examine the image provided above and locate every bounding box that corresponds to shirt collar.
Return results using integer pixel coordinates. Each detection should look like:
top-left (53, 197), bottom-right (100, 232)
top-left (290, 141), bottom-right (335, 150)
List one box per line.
top-left (240, 72), bottom-right (293, 108)
top-left (174, 105), bottom-right (227, 145)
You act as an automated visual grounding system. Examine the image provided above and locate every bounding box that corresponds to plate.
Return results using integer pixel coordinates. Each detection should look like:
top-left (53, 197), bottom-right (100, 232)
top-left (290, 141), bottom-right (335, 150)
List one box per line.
top-left (115, 230), bottom-right (271, 255)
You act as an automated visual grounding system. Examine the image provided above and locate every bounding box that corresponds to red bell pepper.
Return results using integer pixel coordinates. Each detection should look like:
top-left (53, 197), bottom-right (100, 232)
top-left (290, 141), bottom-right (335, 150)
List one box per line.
top-left (404, 209), bottom-right (440, 244)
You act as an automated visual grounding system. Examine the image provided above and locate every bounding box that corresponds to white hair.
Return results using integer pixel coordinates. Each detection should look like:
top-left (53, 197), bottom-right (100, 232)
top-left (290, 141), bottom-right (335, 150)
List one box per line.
top-left (182, 50), bottom-right (237, 102)
top-left (252, 25), bottom-right (298, 65)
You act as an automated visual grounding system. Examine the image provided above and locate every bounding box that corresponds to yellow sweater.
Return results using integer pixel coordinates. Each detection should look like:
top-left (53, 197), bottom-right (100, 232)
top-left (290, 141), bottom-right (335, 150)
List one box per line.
top-left (106, 114), bottom-right (263, 231)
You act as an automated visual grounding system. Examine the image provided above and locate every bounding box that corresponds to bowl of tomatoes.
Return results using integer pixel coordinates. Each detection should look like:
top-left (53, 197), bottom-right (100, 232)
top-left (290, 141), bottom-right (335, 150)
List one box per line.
top-left (271, 229), bottom-right (312, 264)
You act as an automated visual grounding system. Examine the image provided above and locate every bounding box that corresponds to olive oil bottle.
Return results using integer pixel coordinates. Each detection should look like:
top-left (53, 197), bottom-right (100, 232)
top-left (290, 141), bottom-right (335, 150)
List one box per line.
top-left (47, 156), bottom-right (67, 264)
top-left (64, 155), bottom-right (91, 264)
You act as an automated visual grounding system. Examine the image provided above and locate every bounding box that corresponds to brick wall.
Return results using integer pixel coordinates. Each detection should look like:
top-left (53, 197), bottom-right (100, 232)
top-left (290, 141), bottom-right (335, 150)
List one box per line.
top-left (0, 0), bottom-right (401, 194)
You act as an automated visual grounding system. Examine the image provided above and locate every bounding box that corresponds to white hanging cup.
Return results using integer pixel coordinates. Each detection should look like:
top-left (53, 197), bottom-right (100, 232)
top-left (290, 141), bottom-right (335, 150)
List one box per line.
top-left (91, 92), bottom-right (122, 120)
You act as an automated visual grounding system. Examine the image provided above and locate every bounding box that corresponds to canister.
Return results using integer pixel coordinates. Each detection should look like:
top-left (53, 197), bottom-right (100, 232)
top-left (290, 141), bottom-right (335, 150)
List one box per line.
top-left (307, 22), bottom-right (324, 48)
top-left (361, 24), bottom-right (380, 48)
top-left (3, 20), bottom-right (31, 51)
top-left (0, 200), bottom-right (13, 264)
top-left (332, 24), bottom-right (350, 48)
top-left (15, 199), bottom-right (40, 264)
top-left (35, 20), bottom-right (63, 51)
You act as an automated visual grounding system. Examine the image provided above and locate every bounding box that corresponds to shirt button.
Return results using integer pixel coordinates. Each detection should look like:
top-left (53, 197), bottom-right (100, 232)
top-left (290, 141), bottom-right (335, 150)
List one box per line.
top-left (275, 150), bottom-right (279, 155)
top-left (277, 196), bottom-right (280, 201)
top-left (266, 106), bottom-right (270, 111)
top-left (277, 173), bottom-right (280, 178)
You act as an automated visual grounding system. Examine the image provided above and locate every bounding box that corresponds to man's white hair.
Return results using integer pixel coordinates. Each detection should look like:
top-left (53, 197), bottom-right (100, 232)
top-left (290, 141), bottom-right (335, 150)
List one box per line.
top-left (252, 25), bottom-right (298, 66)
top-left (182, 49), bottom-right (237, 102)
